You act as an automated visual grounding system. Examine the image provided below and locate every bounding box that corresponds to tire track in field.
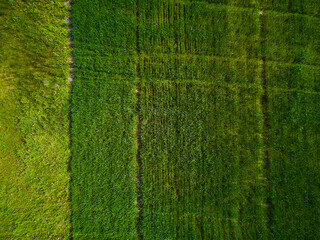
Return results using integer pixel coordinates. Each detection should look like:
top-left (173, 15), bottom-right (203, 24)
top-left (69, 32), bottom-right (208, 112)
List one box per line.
top-left (135, 0), bottom-right (143, 239)
top-left (64, 0), bottom-right (74, 238)
top-left (65, 0), bottom-right (74, 86)
top-left (259, 7), bottom-right (273, 235)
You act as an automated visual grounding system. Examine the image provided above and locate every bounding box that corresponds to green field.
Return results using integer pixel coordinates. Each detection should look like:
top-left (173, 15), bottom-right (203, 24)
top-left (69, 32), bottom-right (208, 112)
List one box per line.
top-left (71, 0), bottom-right (137, 238)
top-left (138, 1), bottom-right (266, 239)
top-left (263, 10), bottom-right (320, 238)
top-left (1, 0), bottom-right (319, 239)
top-left (0, 0), bottom-right (71, 239)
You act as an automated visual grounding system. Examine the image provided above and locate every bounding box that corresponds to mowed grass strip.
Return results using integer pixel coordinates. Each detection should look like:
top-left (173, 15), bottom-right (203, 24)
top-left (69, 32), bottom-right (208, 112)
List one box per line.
top-left (0, 0), bottom-right (71, 239)
top-left (71, 0), bottom-right (138, 239)
top-left (138, 0), bottom-right (268, 239)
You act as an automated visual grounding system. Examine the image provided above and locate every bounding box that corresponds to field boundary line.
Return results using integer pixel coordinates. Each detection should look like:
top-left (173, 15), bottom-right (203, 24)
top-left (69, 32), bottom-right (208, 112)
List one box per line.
top-left (135, 0), bottom-right (143, 239)
top-left (175, 1), bottom-right (320, 19)
top-left (75, 51), bottom-right (320, 69)
top-left (140, 52), bottom-right (320, 69)
top-left (65, 0), bottom-right (74, 239)
top-left (259, 7), bottom-right (273, 236)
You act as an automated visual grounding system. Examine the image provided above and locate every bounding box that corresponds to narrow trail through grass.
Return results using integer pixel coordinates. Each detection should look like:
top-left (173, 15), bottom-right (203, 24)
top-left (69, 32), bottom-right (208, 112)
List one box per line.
top-left (135, 0), bottom-right (143, 239)
top-left (65, 0), bottom-right (74, 238)
top-left (259, 7), bottom-right (273, 236)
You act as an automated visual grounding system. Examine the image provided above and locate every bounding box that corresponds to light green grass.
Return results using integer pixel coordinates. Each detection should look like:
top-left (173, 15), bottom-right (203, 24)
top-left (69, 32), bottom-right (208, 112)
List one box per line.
top-left (0, 0), bottom-right (71, 239)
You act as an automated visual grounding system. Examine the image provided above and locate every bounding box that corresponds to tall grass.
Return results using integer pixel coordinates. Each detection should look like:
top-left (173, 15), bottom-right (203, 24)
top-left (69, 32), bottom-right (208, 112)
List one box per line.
top-left (0, 0), bottom-right (71, 239)
top-left (71, 0), bottom-right (138, 238)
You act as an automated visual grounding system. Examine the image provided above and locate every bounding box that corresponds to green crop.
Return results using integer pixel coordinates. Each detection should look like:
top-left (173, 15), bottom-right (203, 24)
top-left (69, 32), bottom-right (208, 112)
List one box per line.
top-left (259, 0), bottom-right (320, 16)
top-left (264, 62), bottom-right (320, 240)
top-left (263, 12), bottom-right (320, 65)
top-left (70, 0), bottom-right (320, 239)
top-left (138, 1), bottom-right (267, 239)
top-left (71, 0), bottom-right (138, 239)
top-left (262, 1), bottom-right (320, 238)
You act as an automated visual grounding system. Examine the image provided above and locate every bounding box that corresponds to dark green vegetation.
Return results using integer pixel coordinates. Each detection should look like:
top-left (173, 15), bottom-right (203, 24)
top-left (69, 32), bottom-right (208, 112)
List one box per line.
top-left (69, 0), bottom-right (318, 239)
top-left (266, 64), bottom-right (320, 239)
top-left (138, 1), bottom-right (267, 239)
top-left (70, 0), bottom-right (270, 238)
top-left (263, 12), bottom-right (319, 65)
top-left (260, 0), bottom-right (320, 16)
top-left (71, 0), bottom-right (138, 238)
top-left (263, 10), bottom-right (320, 239)
top-left (0, 0), bottom-right (71, 239)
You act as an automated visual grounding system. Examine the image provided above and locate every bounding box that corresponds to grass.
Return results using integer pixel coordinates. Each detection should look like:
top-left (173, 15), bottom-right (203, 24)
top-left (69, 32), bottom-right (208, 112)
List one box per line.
top-left (138, 1), bottom-right (267, 239)
top-left (265, 63), bottom-right (320, 239)
top-left (1, 0), bottom-right (319, 239)
top-left (267, 86), bottom-right (320, 239)
top-left (0, 0), bottom-right (71, 239)
top-left (138, 1), bottom-right (260, 57)
top-left (263, 11), bottom-right (320, 65)
top-left (71, 0), bottom-right (138, 238)
top-left (262, 3), bottom-right (320, 238)
top-left (260, 0), bottom-right (320, 16)
top-left (140, 80), bottom-right (268, 239)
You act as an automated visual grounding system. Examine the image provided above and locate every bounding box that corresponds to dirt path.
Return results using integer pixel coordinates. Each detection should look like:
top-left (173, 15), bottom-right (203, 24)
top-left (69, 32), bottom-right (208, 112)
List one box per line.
top-left (65, 1), bottom-right (74, 238)
top-left (259, 8), bottom-right (273, 234)
top-left (135, 0), bottom-right (143, 239)
top-left (65, 1), bottom-right (74, 86)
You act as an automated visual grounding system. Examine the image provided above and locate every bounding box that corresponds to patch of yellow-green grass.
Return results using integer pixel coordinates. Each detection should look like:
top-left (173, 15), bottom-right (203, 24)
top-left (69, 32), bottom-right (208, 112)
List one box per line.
top-left (0, 1), bottom-right (71, 239)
